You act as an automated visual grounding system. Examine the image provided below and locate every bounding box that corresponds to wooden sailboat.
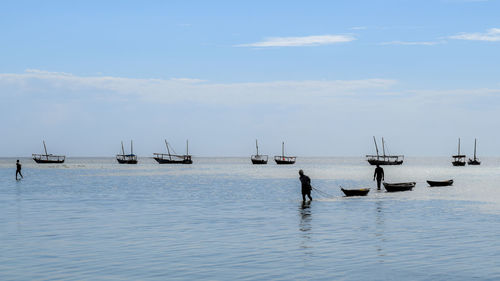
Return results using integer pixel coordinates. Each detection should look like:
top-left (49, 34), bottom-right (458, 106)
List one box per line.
top-left (366, 137), bottom-right (404, 165)
top-left (274, 142), bottom-right (296, 165)
top-left (468, 138), bottom-right (481, 165)
top-left (153, 140), bottom-right (192, 164)
top-left (251, 140), bottom-right (268, 164)
top-left (116, 140), bottom-right (138, 164)
top-left (452, 138), bottom-right (466, 166)
top-left (32, 141), bottom-right (65, 163)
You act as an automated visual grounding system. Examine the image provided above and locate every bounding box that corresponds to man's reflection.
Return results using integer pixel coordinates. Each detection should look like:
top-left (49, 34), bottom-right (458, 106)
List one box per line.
top-left (299, 201), bottom-right (313, 255)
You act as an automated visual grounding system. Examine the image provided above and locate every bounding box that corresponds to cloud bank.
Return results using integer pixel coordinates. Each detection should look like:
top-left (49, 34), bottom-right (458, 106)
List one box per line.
top-left (0, 69), bottom-right (394, 106)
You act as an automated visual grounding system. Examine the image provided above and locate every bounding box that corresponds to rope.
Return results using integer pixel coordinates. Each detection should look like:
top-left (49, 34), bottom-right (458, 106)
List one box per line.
top-left (311, 186), bottom-right (336, 198)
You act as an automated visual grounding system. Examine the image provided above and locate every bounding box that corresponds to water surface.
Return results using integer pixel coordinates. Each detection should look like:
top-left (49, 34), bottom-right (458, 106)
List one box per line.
top-left (1, 157), bottom-right (499, 280)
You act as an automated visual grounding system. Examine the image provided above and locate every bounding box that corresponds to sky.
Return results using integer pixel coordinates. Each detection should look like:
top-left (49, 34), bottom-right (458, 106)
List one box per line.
top-left (1, 0), bottom-right (500, 157)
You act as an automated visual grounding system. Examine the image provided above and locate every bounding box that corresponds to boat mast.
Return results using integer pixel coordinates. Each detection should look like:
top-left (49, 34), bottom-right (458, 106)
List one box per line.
top-left (458, 138), bottom-right (460, 155)
top-left (373, 136), bottom-right (379, 159)
top-left (382, 137), bottom-right (386, 157)
top-left (43, 140), bottom-right (48, 160)
top-left (165, 140), bottom-right (172, 160)
top-left (131, 140), bottom-right (134, 155)
top-left (256, 140), bottom-right (259, 156)
top-left (474, 138), bottom-right (477, 160)
top-left (121, 141), bottom-right (125, 155)
top-left (186, 140), bottom-right (189, 156)
top-left (282, 142), bottom-right (285, 157)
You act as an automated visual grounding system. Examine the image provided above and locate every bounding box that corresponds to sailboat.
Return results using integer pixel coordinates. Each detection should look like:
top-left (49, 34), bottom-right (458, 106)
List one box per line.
top-left (468, 138), bottom-right (481, 165)
top-left (452, 138), bottom-right (466, 166)
top-left (32, 141), bottom-right (65, 163)
top-left (366, 137), bottom-right (404, 165)
top-left (153, 140), bottom-right (192, 164)
top-left (251, 140), bottom-right (268, 164)
top-left (274, 142), bottom-right (296, 165)
top-left (116, 140), bottom-right (138, 164)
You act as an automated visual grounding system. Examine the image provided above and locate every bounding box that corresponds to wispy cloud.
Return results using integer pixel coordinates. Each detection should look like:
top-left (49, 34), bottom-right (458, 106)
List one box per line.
top-left (380, 40), bottom-right (444, 46)
top-left (236, 34), bottom-right (355, 47)
top-left (350, 26), bottom-right (367, 30)
top-left (450, 28), bottom-right (500, 41)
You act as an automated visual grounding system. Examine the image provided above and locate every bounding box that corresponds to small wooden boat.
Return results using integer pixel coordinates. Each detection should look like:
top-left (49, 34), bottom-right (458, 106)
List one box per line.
top-left (341, 187), bottom-right (370, 197)
top-left (116, 141), bottom-right (138, 164)
top-left (274, 142), bottom-right (296, 165)
top-left (427, 179), bottom-right (453, 187)
top-left (383, 182), bottom-right (416, 192)
top-left (153, 140), bottom-right (192, 164)
top-left (366, 137), bottom-right (404, 165)
top-left (251, 140), bottom-right (268, 164)
top-left (452, 138), bottom-right (466, 166)
top-left (32, 141), bottom-right (65, 164)
top-left (468, 138), bottom-right (481, 165)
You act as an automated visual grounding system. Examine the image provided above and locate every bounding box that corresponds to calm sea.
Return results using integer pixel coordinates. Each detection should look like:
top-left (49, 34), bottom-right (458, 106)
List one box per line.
top-left (1, 157), bottom-right (499, 280)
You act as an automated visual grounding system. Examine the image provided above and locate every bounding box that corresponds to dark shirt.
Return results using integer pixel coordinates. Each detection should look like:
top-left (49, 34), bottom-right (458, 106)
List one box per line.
top-left (300, 175), bottom-right (312, 193)
top-left (16, 163), bottom-right (21, 171)
top-left (374, 167), bottom-right (384, 180)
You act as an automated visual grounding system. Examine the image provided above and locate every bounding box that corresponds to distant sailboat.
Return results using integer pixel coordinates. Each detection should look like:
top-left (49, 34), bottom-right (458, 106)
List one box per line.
top-left (468, 138), bottom-right (481, 165)
top-left (274, 142), bottom-right (296, 165)
top-left (153, 140), bottom-right (192, 164)
top-left (452, 138), bottom-right (466, 166)
top-left (116, 141), bottom-right (138, 164)
top-left (366, 137), bottom-right (404, 165)
top-left (251, 140), bottom-right (268, 164)
top-left (32, 141), bottom-right (65, 164)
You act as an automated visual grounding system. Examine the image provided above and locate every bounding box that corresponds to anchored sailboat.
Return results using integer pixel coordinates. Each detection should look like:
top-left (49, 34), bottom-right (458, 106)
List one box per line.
top-left (366, 137), bottom-right (404, 165)
top-left (153, 140), bottom-right (192, 164)
top-left (468, 138), bottom-right (481, 165)
top-left (452, 138), bottom-right (466, 166)
top-left (251, 140), bottom-right (268, 164)
top-left (274, 142), bottom-right (296, 165)
top-left (32, 141), bottom-right (65, 164)
top-left (116, 141), bottom-right (138, 164)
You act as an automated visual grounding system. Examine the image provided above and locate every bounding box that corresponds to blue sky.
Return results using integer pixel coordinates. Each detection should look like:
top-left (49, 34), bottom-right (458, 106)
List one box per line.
top-left (1, 0), bottom-right (500, 156)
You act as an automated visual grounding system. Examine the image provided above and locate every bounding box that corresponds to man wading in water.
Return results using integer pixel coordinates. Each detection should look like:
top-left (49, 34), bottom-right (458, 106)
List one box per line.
top-left (16, 160), bottom-right (23, 180)
top-left (373, 164), bottom-right (384, 190)
top-left (299, 170), bottom-right (312, 202)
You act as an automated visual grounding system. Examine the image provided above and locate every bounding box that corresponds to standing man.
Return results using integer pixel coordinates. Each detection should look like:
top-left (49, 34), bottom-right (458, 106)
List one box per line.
top-left (373, 164), bottom-right (384, 190)
top-left (299, 169), bottom-right (312, 202)
top-left (16, 160), bottom-right (23, 180)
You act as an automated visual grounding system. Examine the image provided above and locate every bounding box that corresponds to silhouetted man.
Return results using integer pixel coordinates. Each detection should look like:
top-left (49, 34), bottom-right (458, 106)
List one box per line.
top-left (16, 160), bottom-right (23, 180)
top-left (373, 165), bottom-right (384, 190)
top-left (299, 169), bottom-right (312, 202)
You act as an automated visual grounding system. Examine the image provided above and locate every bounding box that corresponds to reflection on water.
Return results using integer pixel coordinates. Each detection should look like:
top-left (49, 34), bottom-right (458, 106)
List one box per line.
top-left (374, 200), bottom-right (386, 262)
top-left (299, 201), bottom-right (313, 257)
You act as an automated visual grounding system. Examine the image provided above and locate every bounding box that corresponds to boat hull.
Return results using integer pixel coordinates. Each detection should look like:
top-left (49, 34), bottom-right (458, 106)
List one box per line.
top-left (154, 157), bottom-right (192, 164)
top-left (468, 160), bottom-right (481, 165)
top-left (452, 161), bottom-right (466, 166)
top-left (275, 159), bottom-right (295, 165)
top-left (427, 180), bottom-right (453, 187)
top-left (274, 156), bottom-right (296, 165)
top-left (341, 188), bottom-right (370, 197)
top-left (33, 158), bottom-right (65, 164)
top-left (251, 159), bottom-right (268, 164)
top-left (367, 159), bottom-right (403, 165)
top-left (116, 159), bottom-right (138, 164)
top-left (383, 182), bottom-right (416, 192)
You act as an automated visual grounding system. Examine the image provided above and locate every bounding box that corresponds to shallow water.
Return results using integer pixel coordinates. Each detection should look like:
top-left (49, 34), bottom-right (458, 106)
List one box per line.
top-left (1, 157), bottom-right (499, 280)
